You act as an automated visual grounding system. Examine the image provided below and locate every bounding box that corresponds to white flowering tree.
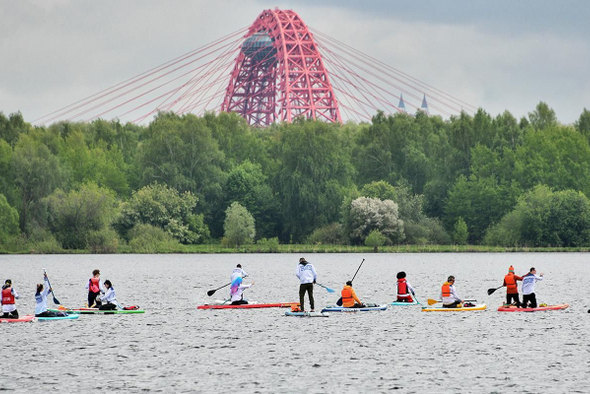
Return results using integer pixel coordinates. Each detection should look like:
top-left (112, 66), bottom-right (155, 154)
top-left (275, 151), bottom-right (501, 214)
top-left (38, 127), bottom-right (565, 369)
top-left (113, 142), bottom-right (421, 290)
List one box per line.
top-left (348, 197), bottom-right (404, 245)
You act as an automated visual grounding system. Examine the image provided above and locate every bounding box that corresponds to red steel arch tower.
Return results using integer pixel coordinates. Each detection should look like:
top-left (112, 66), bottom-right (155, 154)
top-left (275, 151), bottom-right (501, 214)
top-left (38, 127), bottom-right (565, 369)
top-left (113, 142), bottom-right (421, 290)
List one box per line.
top-left (221, 8), bottom-right (341, 127)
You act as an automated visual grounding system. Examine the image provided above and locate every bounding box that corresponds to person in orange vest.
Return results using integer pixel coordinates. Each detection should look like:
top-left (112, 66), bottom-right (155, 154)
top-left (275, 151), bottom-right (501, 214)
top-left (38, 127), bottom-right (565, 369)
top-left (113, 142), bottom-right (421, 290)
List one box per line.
top-left (396, 271), bottom-right (415, 302)
top-left (85, 269), bottom-right (105, 307)
top-left (341, 281), bottom-right (364, 308)
top-left (440, 276), bottom-right (462, 308)
top-left (503, 265), bottom-right (523, 307)
top-left (1, 279), bottom-right (19, 319)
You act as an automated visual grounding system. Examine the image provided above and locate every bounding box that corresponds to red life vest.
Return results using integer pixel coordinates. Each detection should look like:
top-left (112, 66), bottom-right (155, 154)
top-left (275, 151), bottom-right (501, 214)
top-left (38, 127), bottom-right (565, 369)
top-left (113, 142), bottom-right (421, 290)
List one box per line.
top-left (397, 278), bottom-right (409, 295)
top-left (2, 288), bottom-right (15, 304)
top-left (89, 277), bottom-right (100, 293)
top-left (441, 282), bottom-right (452, 298)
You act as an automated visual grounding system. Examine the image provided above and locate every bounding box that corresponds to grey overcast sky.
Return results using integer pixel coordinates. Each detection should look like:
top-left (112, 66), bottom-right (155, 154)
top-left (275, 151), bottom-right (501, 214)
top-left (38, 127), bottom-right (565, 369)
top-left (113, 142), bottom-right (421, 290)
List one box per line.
top-left (1, 0), bottom-right (589, 124)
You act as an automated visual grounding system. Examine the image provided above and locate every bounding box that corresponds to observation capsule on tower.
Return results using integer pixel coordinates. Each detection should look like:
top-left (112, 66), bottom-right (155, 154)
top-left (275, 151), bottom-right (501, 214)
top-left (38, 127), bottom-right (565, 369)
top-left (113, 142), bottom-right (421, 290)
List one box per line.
top-left (242, 31), bottom-right (276, 63)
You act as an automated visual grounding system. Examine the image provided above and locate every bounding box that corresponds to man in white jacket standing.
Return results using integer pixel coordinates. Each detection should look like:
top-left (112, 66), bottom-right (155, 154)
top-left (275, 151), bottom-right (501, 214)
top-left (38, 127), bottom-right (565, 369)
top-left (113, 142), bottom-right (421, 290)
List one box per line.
top-left (521, 267), bottom-right (544, 308)
top-left (296, 257), bottom-right (317, 312)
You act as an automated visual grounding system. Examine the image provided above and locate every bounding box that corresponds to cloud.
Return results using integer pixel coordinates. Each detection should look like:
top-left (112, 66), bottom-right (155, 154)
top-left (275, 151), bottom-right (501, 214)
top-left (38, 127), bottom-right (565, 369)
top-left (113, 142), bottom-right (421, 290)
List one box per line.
top-left (0, 0), bottom-right (588, 124)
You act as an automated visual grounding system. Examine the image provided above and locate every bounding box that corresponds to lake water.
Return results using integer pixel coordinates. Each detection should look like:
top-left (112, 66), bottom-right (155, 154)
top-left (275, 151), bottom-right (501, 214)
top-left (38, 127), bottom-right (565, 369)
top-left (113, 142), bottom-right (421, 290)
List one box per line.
top-left (0, 253), bottom-right (589, 393)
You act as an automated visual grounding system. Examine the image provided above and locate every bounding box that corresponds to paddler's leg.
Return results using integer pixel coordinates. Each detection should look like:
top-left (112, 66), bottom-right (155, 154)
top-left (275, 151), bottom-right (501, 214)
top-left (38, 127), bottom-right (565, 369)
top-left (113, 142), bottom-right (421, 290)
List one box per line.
top-left (299, 284), bottom-right (306, 312)
top-left (308, 284), bottom-right (315, 311)
top-left (529, 293), bottom-right (537, 308)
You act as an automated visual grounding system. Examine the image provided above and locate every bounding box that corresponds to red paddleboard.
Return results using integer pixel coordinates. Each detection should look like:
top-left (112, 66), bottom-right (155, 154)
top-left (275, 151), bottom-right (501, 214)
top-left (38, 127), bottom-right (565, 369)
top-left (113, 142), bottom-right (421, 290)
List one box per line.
top-left (197, 302), bottom-right (299, 310)
top-left (497, 304), bottom-right (569, 312)
top-left (0, 315), bottom-right (35, 323)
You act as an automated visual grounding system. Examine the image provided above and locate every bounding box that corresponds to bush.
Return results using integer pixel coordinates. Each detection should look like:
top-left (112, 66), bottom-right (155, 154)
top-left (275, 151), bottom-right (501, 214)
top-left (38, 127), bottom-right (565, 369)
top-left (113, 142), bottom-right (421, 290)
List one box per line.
top-left (307, 223), bottom-right (344, 244)
top-left (223, 202), bottom-right (255, 247)
top-left (87, 228), bottom-right (120, 253)
top-left (453, 217), bottom-right (468, 245)
top-left (256, 237), bottom-right (279, 252)
top-left (365, 230), bottom-right (387, 251)
top-left (128, 223), bottom-right (180, 253)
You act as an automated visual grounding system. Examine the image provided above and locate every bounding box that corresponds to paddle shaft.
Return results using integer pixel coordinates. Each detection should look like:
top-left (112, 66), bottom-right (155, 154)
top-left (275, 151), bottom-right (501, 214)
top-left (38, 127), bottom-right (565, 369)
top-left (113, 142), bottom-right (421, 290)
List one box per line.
top-left (350, 258), bottom-right (366, 283)
top-left (315, 283), bottom-right (335, 293)
top-left (42, 268), bottom-right (61, 305)
top-left (487, 285), bottom-right (504, 295)
top-left (208, 275), bottom-right (249, 296)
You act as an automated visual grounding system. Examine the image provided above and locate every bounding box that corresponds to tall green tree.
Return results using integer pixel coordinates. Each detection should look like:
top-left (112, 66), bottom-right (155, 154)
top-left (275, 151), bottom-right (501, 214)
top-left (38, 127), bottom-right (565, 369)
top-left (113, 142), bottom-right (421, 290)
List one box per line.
top-left (0, 193), bottom-right (19, 242)
top-left (223, 202), bottom-right (255, 247)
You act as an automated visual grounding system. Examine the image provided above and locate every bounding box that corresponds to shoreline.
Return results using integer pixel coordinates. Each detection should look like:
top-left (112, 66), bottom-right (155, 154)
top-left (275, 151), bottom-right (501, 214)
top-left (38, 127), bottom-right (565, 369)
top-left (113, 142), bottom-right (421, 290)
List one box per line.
top-left (2, 244), bottom-right (590, 254)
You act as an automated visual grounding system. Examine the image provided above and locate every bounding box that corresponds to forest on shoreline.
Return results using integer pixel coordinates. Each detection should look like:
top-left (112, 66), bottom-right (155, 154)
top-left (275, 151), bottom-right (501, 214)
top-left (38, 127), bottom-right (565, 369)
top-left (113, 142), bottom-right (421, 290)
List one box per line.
top-left (2, 102), bottom-right (590, 254)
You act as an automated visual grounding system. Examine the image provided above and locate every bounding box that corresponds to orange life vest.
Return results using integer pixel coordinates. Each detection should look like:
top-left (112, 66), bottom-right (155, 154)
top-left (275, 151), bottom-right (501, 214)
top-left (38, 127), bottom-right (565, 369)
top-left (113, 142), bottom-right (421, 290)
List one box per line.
top-left (397, 278), bottom-right (409, 295)
top-left (2, 288), bottom-right (15, 304)
top-left (504, 273), bottom-right (520, 294)
top-left (89, 277), bottom-right (100, 293)
top-left (341, 286), bottom-right (354, 307)
top-left (441, 282), bottom-right (452, 298)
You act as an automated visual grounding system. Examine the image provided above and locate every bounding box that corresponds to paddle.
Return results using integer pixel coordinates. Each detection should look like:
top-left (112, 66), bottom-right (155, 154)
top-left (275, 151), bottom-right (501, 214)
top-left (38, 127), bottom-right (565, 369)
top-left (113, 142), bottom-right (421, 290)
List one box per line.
top-left (427, 298), bottom-right (477, 306)
top-left (487, 285), bottom-right (504, 296)
top-left (207, 275), bottom-right (249, 297)
top-left (42, 268), bottom-right (61, 305)
top-left (337, 258), bottom-right (366, 306)
top-left (315, 283), bottom-right (335, 293)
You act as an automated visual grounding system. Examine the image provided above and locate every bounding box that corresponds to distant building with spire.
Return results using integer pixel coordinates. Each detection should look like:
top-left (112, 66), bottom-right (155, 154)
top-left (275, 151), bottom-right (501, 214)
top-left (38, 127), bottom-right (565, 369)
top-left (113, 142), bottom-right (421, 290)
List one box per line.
top-left (398, 93), bottom-right (406, 112)
top-left (421, 94), bottom-right (429, 113)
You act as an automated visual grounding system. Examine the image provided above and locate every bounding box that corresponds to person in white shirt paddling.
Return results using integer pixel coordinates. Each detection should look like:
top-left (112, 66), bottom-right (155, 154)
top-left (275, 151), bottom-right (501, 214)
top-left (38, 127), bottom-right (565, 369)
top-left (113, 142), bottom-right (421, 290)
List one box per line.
top-left (521, 267), bottom-right (544, 308)
top-left (35, 273), bottom-right (66, 317)
top-left (230, 264), bottom-right (248, 298)
top-left (230, 276), bottom-right (255, 305)
top-left (99, 280), bottom-right (117, 310)
top-left (441, 275), bottom-right (463, 308)
top-left (295, 257), bottom-right (317, 312)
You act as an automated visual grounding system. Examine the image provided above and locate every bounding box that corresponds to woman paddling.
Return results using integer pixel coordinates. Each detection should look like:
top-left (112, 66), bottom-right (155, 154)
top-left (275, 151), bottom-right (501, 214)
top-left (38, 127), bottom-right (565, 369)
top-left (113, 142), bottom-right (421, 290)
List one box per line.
top-left (35, 273), bottom-right (66, 317)
top-left (1, 279), bottom-right (19, 319)
top-left (230, 276), bottom-right (254, 305)
top-left (396, 272), bottom-right (415, 303)
top-left (98, 280), bottom-right (117, 310)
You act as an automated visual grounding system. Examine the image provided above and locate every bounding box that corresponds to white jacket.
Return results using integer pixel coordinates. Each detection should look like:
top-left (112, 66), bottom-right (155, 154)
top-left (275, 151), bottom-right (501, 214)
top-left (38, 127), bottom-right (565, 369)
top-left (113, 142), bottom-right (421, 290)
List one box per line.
top-left (230, 268), bottom-right (248, 283)
top-left (522, 273), bottom-right (543, 295)
top-left (230, 284), bottom-right (252, 302)
top-left (35, 278), bottom-right (51, 315)
top-left (296, 263), bottom-right (317, 284)
top-left (102, 287), bottom-right (117, 304)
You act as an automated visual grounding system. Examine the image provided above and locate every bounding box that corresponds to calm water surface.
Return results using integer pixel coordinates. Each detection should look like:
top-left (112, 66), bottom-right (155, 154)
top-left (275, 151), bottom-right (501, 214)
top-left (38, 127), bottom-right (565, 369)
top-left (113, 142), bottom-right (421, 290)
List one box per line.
top-left (1, 253), bottom-right (589, 393)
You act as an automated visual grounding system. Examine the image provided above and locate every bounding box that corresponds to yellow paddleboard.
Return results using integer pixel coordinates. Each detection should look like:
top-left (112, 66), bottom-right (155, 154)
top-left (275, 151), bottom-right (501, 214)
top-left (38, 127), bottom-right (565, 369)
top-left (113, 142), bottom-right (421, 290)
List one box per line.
top-left (421, 303), bottom-right (487, 312)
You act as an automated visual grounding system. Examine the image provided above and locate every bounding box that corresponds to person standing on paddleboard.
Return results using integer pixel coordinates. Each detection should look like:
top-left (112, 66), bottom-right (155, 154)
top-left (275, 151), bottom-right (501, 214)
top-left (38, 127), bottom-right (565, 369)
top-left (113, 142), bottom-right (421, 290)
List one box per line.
top-left (230, 276), bottom-right (255, 305)
top-left (98, 280), bottom-right (117, 310)
top-left (521, 268), bottom-right (544, 308)
top-left (441, 276), bottom-right (463, 308)
top-left (35, 273), bottom-right (65, 317)
top-left (296, 257), bottom-right (317, 312)
top-left (1, 279), bottom-right (19, 319)
top-left (341, 281), bottom-right (364, 308)
top-left (396, 271), bottom-right (415, 303)
top-left (86, 269), bottom-right (105, 307)
top-left (503, 265), bottom-right (523, 307)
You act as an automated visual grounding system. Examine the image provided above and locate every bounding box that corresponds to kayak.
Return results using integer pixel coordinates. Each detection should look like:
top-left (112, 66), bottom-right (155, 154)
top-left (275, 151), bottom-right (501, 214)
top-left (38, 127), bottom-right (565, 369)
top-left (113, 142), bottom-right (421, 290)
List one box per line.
top-left (497, 304), bottom-right (569, 312)
top-left (51, 308), bottom-right (145, 315)
top-left (285, 311), bottom-right (329, 317)
top-left (0, 315), bottom-right (35, 323)
top-left (390, 301), bottom-right (420, 306)
top-left (321, 304), bottom-right (387, 312)
top-left (198, 302), bottom-right (299, 310)
top-left (37, 314), bottom-right (79, 321)
top-left (421, 303), bottom-right (487, 312)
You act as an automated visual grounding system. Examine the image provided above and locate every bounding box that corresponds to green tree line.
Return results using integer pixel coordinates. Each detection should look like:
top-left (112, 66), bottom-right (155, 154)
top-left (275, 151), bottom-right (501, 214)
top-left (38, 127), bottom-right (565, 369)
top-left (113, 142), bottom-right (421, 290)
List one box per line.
top-left (1, 103), bottom-right (590, 252)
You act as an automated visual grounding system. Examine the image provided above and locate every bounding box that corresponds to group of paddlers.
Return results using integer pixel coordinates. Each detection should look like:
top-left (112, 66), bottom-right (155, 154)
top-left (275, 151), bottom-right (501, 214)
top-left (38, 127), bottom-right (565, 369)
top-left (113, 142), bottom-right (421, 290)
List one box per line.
top-left (227, 259), bottom-right (546, 311)
top-left (0, 269), bottom-right (119, 319)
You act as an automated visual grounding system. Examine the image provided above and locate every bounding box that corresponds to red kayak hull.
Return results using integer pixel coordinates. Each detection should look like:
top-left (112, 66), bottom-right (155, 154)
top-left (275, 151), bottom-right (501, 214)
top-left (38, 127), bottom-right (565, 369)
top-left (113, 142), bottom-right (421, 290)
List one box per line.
top-left (197, 302), bottom-right (299, 310)
top-left (497, 304), bottom-right (569, 312)
top-left (0, 315), bottom-right (35, 323)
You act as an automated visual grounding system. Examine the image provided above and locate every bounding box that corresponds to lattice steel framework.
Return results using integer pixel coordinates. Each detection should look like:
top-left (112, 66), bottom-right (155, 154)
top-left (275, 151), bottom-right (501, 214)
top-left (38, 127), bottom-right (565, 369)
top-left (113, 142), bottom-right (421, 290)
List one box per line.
top-left (221, 9), bottom-right (341, 127)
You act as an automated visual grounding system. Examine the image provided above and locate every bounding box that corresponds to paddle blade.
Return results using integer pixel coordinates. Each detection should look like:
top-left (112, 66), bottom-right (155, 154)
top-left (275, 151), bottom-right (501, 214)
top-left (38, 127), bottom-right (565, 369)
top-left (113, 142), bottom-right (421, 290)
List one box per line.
top-left (336, 297), bottom-right (343, 306)
top-left (427, 298), bottom-right (439, 306)
top-left (52, 295), bottom-right (61, 305)
top-left (487, 288), bottom-right (497, 296)
top-left (326, 287), bottom-right (335, 293)
top-left (207, 289), bottom-right (216, 297)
